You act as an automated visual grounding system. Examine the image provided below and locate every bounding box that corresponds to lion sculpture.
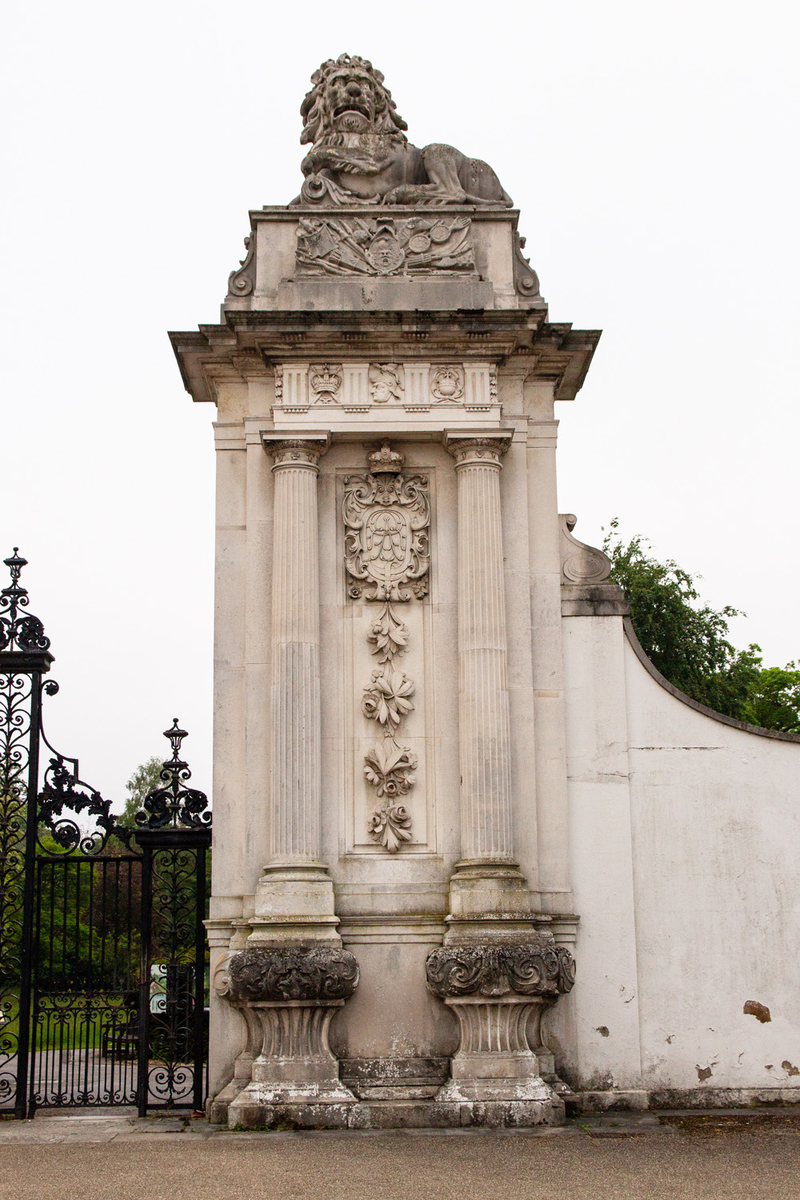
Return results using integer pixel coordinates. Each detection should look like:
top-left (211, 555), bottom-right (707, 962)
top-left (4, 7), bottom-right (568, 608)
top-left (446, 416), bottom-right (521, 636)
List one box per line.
top-left (294, 54), bottom-right (513, 208)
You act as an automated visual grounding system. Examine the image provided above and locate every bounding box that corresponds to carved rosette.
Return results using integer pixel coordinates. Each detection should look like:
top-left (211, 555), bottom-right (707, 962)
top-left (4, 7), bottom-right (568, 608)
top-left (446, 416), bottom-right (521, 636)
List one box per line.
top-left (344, 441), bottom-right (430, 852)
top-left (228, 946), bottom-right (360, 1003)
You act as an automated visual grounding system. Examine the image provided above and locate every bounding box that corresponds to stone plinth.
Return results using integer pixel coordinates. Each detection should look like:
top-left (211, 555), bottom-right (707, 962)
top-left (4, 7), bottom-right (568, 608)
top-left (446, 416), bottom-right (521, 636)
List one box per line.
top-left (426, 938), bottom-right (575, 1115)
top-left (222, 946), bottom-right (359, 1128)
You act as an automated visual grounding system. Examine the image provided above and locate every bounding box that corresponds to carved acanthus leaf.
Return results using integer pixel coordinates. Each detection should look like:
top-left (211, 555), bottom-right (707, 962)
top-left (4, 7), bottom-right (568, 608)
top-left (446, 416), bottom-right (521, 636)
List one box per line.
top-left (228, 946), bottom-right (360, 1003)
top-left (363, 737), bottom-right (417, 799)
top-left (367, 602), bottom-right (409, 662)
top-left (367, 802), bottom-right (412, 854)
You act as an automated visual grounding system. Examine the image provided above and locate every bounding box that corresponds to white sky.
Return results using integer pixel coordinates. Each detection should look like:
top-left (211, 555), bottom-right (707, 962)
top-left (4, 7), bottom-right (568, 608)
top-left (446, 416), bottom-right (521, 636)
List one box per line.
top-left (2, 0), bottom-right (798, 808)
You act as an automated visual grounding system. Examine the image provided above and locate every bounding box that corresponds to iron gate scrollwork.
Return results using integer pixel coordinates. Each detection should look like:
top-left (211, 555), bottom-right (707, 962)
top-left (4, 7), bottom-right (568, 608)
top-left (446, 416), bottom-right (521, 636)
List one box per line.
top-left (0, 549), bottom-right (212, 1118)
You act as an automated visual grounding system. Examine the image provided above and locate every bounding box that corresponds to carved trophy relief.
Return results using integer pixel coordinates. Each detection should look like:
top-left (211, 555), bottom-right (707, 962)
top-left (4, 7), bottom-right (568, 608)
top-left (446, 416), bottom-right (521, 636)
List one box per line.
top-left (343, 440), bottom-right (430, 852)
top-left (296, 215), bottom-right (476, 277)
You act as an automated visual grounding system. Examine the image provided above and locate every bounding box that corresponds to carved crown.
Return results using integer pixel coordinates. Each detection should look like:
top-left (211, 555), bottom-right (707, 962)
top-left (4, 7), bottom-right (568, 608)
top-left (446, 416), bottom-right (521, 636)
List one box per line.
top-left (368, 440), bottom-right (405, 475)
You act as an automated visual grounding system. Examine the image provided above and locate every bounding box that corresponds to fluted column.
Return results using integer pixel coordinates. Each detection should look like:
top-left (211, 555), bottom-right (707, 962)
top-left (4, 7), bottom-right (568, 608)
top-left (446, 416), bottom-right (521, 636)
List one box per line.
top-left (446, 434), bottom-right (531, 933)
top-left (251, 434), bottom-right (338, 943)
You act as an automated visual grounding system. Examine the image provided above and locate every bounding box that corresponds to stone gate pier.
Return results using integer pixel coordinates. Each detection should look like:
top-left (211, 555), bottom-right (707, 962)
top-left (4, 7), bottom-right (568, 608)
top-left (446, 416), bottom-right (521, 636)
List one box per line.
top-left (172, 55), bottom-right (800, 1126)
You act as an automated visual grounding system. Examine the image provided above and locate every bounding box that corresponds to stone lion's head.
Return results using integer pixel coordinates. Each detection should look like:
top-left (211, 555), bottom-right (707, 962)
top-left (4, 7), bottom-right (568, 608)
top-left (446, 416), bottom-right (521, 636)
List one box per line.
top-left (300, 54), bottom-right (408, 146)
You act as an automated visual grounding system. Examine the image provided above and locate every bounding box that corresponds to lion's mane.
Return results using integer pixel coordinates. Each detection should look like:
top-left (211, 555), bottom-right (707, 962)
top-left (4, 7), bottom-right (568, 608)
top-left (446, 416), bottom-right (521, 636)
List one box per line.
top-left (300, 54), bottom-right (409, 149)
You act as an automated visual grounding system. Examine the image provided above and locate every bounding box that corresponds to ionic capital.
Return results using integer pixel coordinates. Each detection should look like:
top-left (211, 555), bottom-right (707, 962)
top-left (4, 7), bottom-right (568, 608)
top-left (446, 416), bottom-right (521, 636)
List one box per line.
top-left (265, 438), bottom-right (327, 471)
top-left (446, 434), bottom-right (512, 470)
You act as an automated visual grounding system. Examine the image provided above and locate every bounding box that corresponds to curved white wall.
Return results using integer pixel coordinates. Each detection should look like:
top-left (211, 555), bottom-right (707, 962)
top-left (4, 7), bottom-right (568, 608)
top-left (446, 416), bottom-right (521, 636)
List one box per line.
top-left (554, 612), bottom-right (800, 1104)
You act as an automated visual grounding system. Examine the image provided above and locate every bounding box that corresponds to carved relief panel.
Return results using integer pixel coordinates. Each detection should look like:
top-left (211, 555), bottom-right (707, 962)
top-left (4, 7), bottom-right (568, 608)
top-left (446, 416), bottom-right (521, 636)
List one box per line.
top-left (296, 215), bottom-right (476, 277)
top-left (342, 442), bottom-right (433, 854)
top-left (273, 362), bottom-right (499, 417)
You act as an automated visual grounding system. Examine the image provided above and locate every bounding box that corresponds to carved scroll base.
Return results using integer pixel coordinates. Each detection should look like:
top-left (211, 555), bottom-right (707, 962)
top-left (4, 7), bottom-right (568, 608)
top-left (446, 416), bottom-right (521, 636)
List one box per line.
top-left (227, 1000), bottom-right (357, 1127)
top-left (426, 937), bottom-right (575, 1110)
top-left (220, 945), bottom-right (359, 1127)
top-left (436, 997), bottom-right (556, 1104)
top-left (206, 1002), bottom-right (261, 1124)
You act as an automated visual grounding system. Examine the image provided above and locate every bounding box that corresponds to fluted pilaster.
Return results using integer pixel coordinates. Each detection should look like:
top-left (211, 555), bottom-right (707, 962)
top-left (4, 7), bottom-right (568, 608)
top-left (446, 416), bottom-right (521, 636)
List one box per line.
top-left (451, 437), bottom-right (514, 862)
top-left (250, 435), bottom-right (338, 941)
top-left (270, 440), bottom-right (323, 862)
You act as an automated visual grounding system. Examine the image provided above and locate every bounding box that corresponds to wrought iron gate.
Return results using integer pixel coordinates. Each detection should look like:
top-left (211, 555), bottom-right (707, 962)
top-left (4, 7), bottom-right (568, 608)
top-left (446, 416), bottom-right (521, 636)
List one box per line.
top-left (0, 549), bottom-right (211, 1118)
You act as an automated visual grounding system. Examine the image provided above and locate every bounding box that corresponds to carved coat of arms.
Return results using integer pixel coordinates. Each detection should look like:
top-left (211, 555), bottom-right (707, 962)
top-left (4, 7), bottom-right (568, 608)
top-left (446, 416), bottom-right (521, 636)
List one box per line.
top-left (343, 443), bottom-right (430, 602)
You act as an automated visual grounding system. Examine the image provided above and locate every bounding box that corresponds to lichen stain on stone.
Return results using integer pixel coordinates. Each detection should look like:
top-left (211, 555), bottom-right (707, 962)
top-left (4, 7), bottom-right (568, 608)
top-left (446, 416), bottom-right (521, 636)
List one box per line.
top-left (595, 1026), bottom-right (610, 1038)
top-left (781, 1061), bottom-right (800, 1076)
top-left (696, 1065), bottom-right (713, 1082)
top-left (743, 1000), bottom-right (771, 1023)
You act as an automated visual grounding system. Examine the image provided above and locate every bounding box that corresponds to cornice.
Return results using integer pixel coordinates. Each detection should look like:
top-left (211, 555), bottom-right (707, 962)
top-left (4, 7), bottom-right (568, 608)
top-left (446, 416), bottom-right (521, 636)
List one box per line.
top-left (170, 316), bottom-right (601, 405)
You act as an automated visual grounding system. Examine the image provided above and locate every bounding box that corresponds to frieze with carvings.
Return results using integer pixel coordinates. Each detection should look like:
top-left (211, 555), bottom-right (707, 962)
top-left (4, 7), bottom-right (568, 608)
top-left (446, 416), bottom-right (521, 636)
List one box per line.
top-left (344, 441), bottom-right (429, 853)
top-left (296, 215), bottom-right (475, 277)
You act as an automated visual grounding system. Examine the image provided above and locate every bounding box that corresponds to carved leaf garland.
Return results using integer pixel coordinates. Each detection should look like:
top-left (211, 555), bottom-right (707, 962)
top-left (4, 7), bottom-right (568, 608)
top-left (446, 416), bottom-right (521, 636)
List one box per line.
top-left (362, 668), bottom-right (415, 727)
top-left (367, 602), bottom-right (409, 662)
top-left (363, 738), bottom-right (418, 798)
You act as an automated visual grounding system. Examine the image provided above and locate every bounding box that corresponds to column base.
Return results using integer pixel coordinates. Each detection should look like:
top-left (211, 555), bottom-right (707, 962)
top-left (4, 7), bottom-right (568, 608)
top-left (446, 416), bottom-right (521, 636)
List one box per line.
top-left (426, 937), bottom-right (576, 1107)
top-left (250, 862), bottom-right (340, 943)
top-left (218, 945), bottom-right (360, 1128)
top-left (435, 995), bottom-right (557, 1104)
top-left (445, 859), bottom-right (535, 939)
top-left (227, 999), bottom-right (357, 1127)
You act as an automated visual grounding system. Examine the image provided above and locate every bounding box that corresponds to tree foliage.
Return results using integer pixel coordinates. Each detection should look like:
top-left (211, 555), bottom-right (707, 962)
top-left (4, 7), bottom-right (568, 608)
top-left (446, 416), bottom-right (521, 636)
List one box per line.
top-left (118, 755), bottom-right (165, 828)
top-left (603, 520), bottom-right (800, 732)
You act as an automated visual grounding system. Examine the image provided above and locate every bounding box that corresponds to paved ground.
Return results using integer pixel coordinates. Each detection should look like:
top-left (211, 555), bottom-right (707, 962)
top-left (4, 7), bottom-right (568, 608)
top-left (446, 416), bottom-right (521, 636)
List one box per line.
top-left (0, 1110), bottom-right (799, 1199)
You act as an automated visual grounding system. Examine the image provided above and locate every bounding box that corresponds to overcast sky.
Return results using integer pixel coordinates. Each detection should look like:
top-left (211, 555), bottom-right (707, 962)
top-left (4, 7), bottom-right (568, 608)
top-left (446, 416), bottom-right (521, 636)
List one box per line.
top-left (2, 0), bottom-right (798, 808)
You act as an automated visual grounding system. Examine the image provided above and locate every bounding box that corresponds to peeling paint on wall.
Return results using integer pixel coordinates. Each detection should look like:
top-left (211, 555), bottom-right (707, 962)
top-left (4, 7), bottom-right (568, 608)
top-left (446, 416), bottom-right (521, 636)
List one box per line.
top-left (743, 1001), bottom-right (771, 1023)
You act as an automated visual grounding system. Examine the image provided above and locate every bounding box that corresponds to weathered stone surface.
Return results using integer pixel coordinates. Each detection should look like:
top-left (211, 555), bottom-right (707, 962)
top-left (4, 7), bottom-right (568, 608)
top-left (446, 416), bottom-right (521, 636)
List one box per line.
top-left (294, 54), bottom-right (512, 208)
top-left (228, 946), bottom-right (359, 1003)
top-left (426, 940), bottom-right (576, 999)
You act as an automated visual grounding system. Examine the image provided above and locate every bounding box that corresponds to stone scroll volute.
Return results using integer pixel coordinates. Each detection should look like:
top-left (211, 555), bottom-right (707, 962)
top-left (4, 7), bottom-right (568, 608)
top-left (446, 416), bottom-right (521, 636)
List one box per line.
top-left (343, 441), bottom-right (430, 853)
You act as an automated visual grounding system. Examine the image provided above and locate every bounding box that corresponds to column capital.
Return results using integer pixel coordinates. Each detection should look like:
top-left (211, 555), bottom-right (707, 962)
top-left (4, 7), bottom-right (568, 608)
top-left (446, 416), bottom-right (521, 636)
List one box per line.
top-left (262, 432), bottom-right (330, 470)
top-left (445, 431), bottom-right (512, 469)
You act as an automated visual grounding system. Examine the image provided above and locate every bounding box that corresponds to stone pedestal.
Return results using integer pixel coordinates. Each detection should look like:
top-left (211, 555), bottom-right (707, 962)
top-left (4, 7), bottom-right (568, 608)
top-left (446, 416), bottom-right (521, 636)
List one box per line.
top-left (439, 996), bottom-right (553, 1102)
top-left (170, 55), bottom-right (607, 1129)
top-left (426, 939), bottom-right (574, 1116)
top-left (222, 946), bottom-right (359, 1127)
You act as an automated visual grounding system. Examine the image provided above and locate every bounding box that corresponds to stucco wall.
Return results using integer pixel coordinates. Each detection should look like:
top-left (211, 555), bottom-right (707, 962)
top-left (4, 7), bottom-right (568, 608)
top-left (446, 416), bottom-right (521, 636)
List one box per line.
top-left (555, 612), bottom-right (800, 1103)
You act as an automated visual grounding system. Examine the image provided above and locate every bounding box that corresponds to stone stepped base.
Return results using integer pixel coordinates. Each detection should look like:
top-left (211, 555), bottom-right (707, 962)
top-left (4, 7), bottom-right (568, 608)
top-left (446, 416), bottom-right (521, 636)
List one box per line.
top-left (225, 1095), bottom-right (565, 1131)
